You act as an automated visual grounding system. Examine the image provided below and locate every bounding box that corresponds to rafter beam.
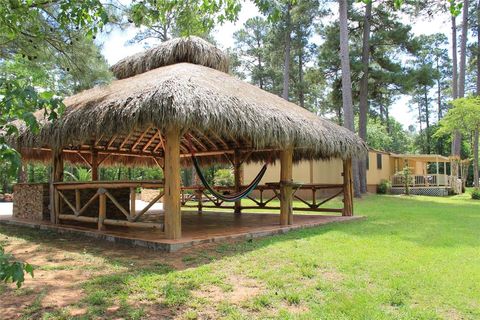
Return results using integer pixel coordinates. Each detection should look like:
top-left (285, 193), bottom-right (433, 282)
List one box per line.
top-left (152, 157), bottom-right (164, 169)
top-left (131, 126), bottom-right (151, 151)
top-left (227, 131), bottom-right (240, 148)
top-left (119, 132), bottom-right (133, 150)
top-left (105, 135), bottom-right (117, 150)
top-left (179, 141), bottom-right (190, 154)
top-left (188, 133), bottom-right (208, 151)
top-left (142, 132), bottom-right (158, 152)
top-left (153, 130), bottom-right (164, 153)
top-left (193, 129), bottom-right (218, 150)
top-left (208, 130), bottom-right (229, 150)
top-left (75, 152), bottom-right (92, 167)
top-left (94, 135), bottom-right (104, 147)
top-left (98, 153), bottom-right (112, 165)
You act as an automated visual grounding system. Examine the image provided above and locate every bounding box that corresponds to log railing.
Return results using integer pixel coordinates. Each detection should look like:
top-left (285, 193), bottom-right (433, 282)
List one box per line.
top-left (181, 183), bottom-right (344, 214)
top-left (53, 180), bottom-right (165, 231)
top-left (53, 181), bottom-right (346, 231)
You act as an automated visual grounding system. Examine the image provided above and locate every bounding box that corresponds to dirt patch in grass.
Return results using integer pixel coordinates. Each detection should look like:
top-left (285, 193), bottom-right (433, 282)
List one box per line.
top-left (1, 251), bottom-right (92, 319)
top-left (280, 301), bottom-right (309, 315)
top-left (320, 269), bottom-right (344, 283)
top-left (228, 274), bottom-right (265, 303)
top-left (192, 274), bottom-right (264, 304)
top-left (0, 225), bottom-right (228, 319)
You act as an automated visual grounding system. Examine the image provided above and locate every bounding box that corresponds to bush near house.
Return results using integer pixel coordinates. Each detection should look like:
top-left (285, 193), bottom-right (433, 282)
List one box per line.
top-left (471, 188), bottom-right (480, 200)
top-left (377, 179), bottom-right (391, 194)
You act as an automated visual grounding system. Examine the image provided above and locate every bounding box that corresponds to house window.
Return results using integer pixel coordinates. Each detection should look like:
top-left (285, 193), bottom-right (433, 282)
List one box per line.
top-left (377, 153), bottom-right (382, 170)
top-left (366, 155), bottom-right (369, 170)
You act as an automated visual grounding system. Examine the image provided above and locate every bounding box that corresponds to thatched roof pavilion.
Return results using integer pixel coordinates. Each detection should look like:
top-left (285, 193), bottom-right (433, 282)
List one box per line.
top-left (9, 36), bottom-right (367, 240)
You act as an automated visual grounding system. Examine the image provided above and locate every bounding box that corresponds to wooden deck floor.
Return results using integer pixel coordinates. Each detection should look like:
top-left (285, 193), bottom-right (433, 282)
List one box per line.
top-left (0, 211), bottom-right (362, 252)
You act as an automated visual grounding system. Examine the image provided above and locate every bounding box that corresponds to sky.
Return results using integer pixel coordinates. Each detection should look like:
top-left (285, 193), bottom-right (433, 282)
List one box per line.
top-left (99, 1), bottom-right (453, 131)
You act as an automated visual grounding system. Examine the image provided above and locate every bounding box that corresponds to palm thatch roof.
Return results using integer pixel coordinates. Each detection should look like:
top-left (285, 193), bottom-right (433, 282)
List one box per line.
top-left (10, 36), bottom-right (367, 167)
top-left (111, 36), bottom-right (229, 79)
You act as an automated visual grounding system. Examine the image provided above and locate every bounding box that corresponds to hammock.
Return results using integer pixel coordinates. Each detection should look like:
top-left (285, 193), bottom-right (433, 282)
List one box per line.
top-left (191, 155), bottom-right (267, 202)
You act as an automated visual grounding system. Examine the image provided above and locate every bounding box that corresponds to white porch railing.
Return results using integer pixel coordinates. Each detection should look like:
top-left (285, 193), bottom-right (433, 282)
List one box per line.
top-left (391, 174), bottom-right (449, 187)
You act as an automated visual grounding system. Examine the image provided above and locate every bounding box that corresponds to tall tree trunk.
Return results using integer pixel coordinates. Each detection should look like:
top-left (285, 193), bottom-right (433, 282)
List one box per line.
top-left (256, 38), bottom-right (264, 89)
top-left (452, 15), bottom-right (459, 99)
top-left (282, 2), bottom-right (292, 101)
top-left (339, 0), bottom-right (361, 198)
top-left (337, 105), bottom-right (343, 125)
top-left (424, 85), bottom-right (431, 154)
top-left (418, 103), bottom-right (423, 134)
top-left (358, 0), bottom-right (372, 194)
top-left (258, 60), bottom-right (264, 89)
top-left (474, 128), bottom-right (479, 188)
top-left (477, 0), bottom-right (480, 94)
top-left (385, 106), bottom-right (390, 134)
top-left (475, 0), bottom-right (480, 189)
top-left (451, 13), bottom-right (461, 192)
top-left (455, 0), bottom-right (469, 190)
top-left (436, 56), bottom-right (442, 120)
top-left (298, 47), bottom-right (305, 108)
top-left (459, 0), bottom-right (469, 97)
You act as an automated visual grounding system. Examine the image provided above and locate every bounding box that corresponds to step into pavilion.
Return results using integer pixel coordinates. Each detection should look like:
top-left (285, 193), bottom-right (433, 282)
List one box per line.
top-left (9, 37), bottom-right (367, 241)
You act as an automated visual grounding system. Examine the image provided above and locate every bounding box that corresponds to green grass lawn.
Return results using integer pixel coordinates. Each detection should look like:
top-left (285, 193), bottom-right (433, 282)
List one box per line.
top-left (1, 193), bottom-right (480, 319)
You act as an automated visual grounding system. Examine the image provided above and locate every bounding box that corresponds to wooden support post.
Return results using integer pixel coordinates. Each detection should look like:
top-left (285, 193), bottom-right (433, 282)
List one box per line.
top-left (50, 149), bottom-right (64, 224)
top-left (196, 189), bottom-right (203, 214)
top-left (342, 159), bottom-right (354, 216)
top-left (309, 159), bottom-right (314, 184)
top-left (444, 161), bottom-right (447, 186)
top-left (279, 147), bottom-right (293, 225)
top-left (98, 190), bottom-right (106, 231)
top-left (436, 157), bottom-right (439, 186)
top-left (233, 149), bottom-right (243, 216)
top-left (75, 189), bottom-right (81, 212)
top-left (164, 127), bottom-right (182, 239)
top-left (130, 187), bottom-right (136, 218)
top-left (91, 149), bottom-right (99, 181)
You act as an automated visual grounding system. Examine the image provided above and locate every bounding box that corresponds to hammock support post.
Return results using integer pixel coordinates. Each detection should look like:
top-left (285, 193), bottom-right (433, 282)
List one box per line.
top-left (50, 148), bottom-right (64, 224)
top-left (164, 127), bottom-right (182, 240)
top-left (342, 159), bottom-right (354, 216)
top-left (280, 147), bottom-right (294, 225)
top-left (233, 149), bottom-right (243, 216)
top-left (91, 148), bottom-right (99, 181)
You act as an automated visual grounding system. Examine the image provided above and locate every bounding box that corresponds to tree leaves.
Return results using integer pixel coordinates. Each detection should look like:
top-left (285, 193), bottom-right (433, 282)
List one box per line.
top-left (0, 76), bottom-right (65, 133)
top-left (437, 96), bottom-right (480, 136)
top-left (0, 1), bottom-right (112, 169)
top-left (0, 245), bottom-right (34, 288)
top-left (128, 0), bottom-right (242, 40)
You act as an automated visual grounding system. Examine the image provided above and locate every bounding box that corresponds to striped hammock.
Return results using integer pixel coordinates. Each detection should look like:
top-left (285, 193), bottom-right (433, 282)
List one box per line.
top-left (191, 155), bottom-right (267, 202)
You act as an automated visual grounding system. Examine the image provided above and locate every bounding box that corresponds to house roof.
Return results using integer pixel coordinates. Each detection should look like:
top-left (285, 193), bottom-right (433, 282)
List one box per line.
top-left (391, 154), bottom-right (451, 162)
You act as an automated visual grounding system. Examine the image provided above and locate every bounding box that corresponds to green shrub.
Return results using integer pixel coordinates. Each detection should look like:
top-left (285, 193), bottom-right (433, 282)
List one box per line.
top-left (377, 179), bottom-right (391, 194)
top-left (471, 188), bottom-right (480, 200)
top-left (214, 169), bottom-right (234, 186)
